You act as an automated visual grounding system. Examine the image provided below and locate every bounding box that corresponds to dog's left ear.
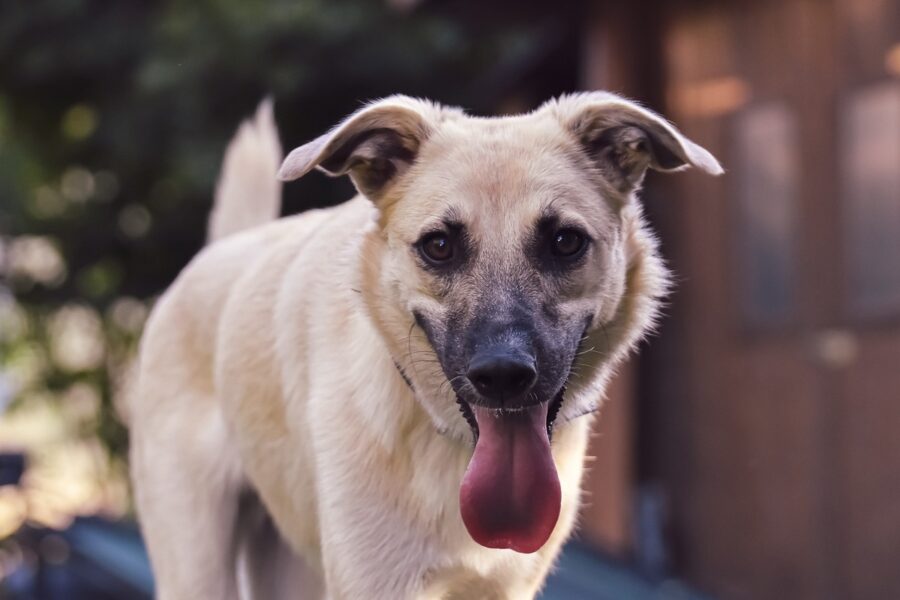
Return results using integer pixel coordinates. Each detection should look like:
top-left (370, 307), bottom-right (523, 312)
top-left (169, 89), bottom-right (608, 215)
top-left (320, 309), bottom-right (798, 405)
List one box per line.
top-left (550, 92), bottom-right (723, 192)
top-left (278, 96), bottom-right (446, 200)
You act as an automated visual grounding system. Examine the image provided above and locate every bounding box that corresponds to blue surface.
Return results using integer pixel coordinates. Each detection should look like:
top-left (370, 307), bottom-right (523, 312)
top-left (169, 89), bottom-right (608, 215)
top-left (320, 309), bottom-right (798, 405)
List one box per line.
top-left (539, 541), bottom-right (712, 600)
top-left (4, 518), bottom-right (711, 599)
top-left (66, 518), bottom-right (156, 596)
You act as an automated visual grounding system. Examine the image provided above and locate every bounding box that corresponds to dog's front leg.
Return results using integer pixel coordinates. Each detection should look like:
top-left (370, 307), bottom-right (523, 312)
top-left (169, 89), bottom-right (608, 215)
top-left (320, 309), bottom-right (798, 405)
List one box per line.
top-left (314, 466), bottom-right (439, 600)
top-left (131, 406), bottom-right (244, 600)
top-left (317, 505), bottom-right (433, 600)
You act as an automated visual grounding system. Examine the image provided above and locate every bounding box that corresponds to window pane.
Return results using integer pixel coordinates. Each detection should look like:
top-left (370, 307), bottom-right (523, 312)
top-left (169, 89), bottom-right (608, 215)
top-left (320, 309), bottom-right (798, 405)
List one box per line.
top-left (733, 103), bottom-right (798, 327)
top-left (842, 82), bottom-right (900, 318)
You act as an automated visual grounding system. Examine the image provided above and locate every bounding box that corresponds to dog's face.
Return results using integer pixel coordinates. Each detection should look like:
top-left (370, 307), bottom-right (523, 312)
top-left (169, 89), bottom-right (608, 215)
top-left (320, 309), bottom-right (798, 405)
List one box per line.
top-left (380, 120), bottom-right (628, 434)
top-left (279, 93), bottom-right (721, 553)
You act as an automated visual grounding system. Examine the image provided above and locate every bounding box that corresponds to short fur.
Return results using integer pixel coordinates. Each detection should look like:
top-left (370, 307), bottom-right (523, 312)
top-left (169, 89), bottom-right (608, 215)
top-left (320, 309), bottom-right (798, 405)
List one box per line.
top-left (129, 92), bottom-right (721, 600)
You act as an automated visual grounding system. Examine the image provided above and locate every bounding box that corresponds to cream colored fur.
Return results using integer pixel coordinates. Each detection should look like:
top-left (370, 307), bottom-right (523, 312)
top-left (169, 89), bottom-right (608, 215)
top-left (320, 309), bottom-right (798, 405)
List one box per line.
top-left (207, 99), bottom-right (283, 243)
top-left (129, 93), bottom-right (720, 600)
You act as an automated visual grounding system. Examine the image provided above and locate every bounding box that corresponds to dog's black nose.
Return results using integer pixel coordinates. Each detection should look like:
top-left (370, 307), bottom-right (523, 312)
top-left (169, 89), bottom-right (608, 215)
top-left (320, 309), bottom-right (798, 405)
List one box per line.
top-left (467, 352), bottom-right (537, 404)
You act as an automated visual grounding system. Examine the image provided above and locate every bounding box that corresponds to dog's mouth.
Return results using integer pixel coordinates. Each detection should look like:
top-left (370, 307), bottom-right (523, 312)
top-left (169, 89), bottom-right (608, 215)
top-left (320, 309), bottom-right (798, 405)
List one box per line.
top-left (455, 387), bottom-right (565, 443)
top-left (455, 388), bottom-right (566, 554)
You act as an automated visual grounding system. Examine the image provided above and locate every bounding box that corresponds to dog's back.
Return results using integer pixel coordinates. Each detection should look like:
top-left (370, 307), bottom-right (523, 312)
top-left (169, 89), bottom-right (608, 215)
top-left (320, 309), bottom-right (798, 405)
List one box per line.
top-left (130, 102), bottom-right (287, 422)
top-left (129, 102), bottom-right (327, 600)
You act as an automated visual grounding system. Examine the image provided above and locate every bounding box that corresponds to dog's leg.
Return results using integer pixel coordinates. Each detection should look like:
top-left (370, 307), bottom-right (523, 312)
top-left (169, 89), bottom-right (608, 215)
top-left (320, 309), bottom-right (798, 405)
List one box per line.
top-left (131, 400), bottom-right (243, 600)
top-left (316, 482), bottom-right (434, 600)
top-left (235, 489), bottom-right (325, 600)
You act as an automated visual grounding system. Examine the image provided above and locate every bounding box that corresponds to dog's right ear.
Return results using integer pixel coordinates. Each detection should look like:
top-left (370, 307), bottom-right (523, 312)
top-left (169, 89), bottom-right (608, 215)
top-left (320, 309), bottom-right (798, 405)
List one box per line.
top-left (547, 92), bottom-right (723, 193)
top-left (278, 96), bottom-right (443, 201)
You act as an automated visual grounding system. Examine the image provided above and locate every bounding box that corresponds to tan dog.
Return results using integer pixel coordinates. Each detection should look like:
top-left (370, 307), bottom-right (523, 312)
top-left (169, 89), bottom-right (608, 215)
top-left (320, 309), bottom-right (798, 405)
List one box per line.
top-left (129, 93), bottom-right (721, 600)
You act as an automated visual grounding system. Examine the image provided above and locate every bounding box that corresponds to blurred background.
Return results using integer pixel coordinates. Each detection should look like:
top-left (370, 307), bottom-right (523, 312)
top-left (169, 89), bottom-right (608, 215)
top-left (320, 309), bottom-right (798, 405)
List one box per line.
top-left (1, 0), bottom-right (898, 598)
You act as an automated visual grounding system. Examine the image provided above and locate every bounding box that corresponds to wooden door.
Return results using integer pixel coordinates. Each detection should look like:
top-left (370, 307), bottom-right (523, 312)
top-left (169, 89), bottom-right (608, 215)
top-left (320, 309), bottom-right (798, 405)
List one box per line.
top-left (643, 1), bottom-right (900, 598)
top-left (830, 1), bottom-right (900, 597)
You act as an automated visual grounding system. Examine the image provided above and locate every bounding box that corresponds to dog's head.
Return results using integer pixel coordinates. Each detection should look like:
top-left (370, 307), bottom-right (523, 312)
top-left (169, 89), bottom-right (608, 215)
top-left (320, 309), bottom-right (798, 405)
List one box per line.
top-left (279, 92), bottom-right (721, 553)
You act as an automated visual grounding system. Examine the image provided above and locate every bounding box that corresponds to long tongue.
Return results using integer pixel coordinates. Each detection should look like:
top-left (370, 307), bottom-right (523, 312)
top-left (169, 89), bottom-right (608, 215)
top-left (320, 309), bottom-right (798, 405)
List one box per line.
top-left (459, 403), bottom-right (561, 553)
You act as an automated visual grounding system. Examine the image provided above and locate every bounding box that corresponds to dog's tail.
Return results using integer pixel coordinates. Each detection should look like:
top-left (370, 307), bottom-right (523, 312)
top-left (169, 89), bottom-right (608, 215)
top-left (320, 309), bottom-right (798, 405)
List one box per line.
top-left (207, 98), bottom-right (283, 243)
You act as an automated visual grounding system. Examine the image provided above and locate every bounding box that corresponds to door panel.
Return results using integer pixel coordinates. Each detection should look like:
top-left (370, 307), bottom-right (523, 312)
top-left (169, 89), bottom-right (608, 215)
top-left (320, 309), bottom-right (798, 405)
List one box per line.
top-left (649, 0), bottom-right (900, 598)
top-left (835, 2), bottom-right (900, 596)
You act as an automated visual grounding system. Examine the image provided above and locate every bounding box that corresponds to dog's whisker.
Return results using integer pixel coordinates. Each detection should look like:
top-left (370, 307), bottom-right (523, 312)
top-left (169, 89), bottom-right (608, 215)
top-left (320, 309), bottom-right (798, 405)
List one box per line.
top-left (599, 322), bottom-right (612, 354)
top-left (438, 373), bottom-right (467, 397)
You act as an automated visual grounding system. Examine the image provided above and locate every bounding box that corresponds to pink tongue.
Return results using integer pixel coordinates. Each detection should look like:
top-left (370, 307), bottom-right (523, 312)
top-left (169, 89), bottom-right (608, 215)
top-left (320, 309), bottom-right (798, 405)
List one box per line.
top-left (459, 403), bottom-right (561, 553)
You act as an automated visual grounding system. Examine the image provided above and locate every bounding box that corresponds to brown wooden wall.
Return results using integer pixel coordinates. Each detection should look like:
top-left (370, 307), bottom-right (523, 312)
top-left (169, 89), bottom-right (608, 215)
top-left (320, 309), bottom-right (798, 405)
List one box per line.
top-left (584, 0), bottom-right (900, 598)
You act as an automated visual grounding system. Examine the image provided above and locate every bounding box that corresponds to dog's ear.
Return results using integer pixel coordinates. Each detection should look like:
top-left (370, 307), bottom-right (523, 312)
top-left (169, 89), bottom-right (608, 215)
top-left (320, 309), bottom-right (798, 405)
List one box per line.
top-left (549, 92), bottom-right (723, 192)
top-left (278, 96), bottom-right (443, 200)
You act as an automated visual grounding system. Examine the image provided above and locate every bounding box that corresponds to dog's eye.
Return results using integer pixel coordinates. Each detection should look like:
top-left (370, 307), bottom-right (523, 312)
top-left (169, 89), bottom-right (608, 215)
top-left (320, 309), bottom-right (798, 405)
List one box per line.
top-left (551, 229), bottom-right (587, 259)
top-left (420, 233), bottom-right (454, 264)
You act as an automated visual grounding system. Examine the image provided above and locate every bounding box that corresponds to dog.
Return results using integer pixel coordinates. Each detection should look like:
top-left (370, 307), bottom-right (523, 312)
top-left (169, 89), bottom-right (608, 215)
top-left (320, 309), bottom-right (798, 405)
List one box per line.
top-left (128, 92), bottom-right (721, 600)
